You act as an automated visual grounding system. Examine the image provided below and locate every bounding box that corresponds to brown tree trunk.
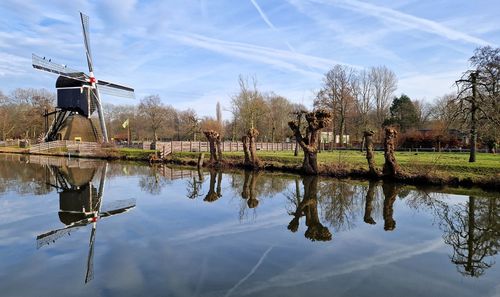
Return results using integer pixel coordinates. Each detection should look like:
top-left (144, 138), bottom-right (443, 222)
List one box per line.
top-left (216, 135), bottom-right (223, 162)
top-left (247, 128), bottom-right (261, 167)
top-left (469, 72), bottom-right (478, 163)
top-left (203, 130), bottom-right (220, 165)
top-left (382, 182), bottom-right (398, 231)
top-left (383, 127), bottom-right (400, 177)
top-left (197, 153), bottom-right (204, 168)
top-left (242, 136), bottom-right (251, 164)
top-left (363, 130), bottom-right (378, 176)
top-left (302, 149), bottom-right (319, 175)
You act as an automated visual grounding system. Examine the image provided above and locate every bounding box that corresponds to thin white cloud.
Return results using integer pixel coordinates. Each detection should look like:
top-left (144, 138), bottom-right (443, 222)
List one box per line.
top-left (250, 0), bottom-right (277, 31)
top-left (249, 0), bottom-right (296, 53)
top-left (314, 0), bottom-right (493, 46)
top-left (284, 0), bottom-right (404, 63)
top-left (166, 31), bottom-right (356, 78)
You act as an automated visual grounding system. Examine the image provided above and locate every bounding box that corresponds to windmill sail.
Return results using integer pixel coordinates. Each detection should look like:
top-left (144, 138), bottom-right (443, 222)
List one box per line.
top-left (32, 54), bottom-right (87, 82)
top-left (85, 225), bottom-right (97, 283)
top-left (97, 80), bottom-right (135, 98)
top-left (36, 220), bottom-right (87, 249)
top-left (80, 12), bottom-right (94, 73)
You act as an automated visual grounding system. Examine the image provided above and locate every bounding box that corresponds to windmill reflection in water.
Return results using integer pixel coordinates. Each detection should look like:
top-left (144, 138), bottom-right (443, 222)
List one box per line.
top-left (36, 163), bottom-right (136, 283)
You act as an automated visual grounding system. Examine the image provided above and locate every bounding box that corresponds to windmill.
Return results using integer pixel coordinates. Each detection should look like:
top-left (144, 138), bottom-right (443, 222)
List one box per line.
top-left (37, 163), bottom-right (136, 283)
top-left (32, 12), bottom-right (135, 143)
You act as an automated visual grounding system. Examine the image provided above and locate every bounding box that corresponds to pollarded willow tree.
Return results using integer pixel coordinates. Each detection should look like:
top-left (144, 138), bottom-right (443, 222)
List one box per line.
top-left (288, 109), bottom-right (332, 175)
top-left (203, 130), bottom-right (222, 165)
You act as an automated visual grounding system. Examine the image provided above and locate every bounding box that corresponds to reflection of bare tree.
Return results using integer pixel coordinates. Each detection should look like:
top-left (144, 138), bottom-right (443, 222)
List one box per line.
top-left (139, 165), bottom-right (169, 195)
top-left (437, 196), bottom-right (500, 277)
top-left (287, 176), bottom-right (332, 242)
top-left (204, 170), bottom-right (222, 202)
top-left (382, 182), bottom-right (399, 231)
top-left (318, 180), bottom-right (357, 231)
top-left (186, 168), bottom-right (204, 199)
top-left (363, 181), bottom-right (377, 225)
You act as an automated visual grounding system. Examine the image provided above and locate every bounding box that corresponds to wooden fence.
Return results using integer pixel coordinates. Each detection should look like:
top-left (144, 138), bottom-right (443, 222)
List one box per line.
top-left (143, 141), bottom-right (298, 158)
top-left (0, 140), bottom-right (19, 147)
top-left (29, 140), bottom-right (102, 155)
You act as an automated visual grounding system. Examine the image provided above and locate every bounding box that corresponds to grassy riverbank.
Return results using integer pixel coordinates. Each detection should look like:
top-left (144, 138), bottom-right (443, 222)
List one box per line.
top-left (0, 146), bottom-right (155, 160)
top-left (170, 150), bottom-right (500, 189)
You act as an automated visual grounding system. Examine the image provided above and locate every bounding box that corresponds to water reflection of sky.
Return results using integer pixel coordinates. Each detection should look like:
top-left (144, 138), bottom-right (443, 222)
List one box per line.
top-left (0, 156), bottom-right (499, 297)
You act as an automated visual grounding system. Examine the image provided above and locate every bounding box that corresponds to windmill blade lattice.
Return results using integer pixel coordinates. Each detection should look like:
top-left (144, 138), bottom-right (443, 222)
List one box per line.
top-left (80, 12), bottom-right (94, 73)
top-left (32, 54), bottom-right (87, 82)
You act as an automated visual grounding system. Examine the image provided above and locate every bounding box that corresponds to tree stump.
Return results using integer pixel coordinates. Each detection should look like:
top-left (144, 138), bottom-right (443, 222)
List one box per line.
top-left (363, 130), bottom-right (378, 177)
top-left (383, 127), bottom-right (400, 177)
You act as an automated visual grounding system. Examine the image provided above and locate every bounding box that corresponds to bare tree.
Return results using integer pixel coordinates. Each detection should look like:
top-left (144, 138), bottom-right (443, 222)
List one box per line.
top-left (138, 95), bottom-right (167, 142)
top-left (315, 65), bottom-right (357, 147)
top-left (230, 75), bottom-right (268, 137)
top-left (453, 47), bottom-right (500, 161)
top-left (354, 69), bottom-right (373, 141)
top-left (370, 66), bottom-right (398, 132)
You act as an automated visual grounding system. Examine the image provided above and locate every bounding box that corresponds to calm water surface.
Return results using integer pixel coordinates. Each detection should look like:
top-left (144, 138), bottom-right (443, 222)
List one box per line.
top-left (0, 154), bottom-right (499, 297)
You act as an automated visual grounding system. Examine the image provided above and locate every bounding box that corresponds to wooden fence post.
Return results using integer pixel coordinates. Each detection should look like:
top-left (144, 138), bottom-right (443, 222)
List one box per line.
top-left (190, 141), bottom-right (192, 152)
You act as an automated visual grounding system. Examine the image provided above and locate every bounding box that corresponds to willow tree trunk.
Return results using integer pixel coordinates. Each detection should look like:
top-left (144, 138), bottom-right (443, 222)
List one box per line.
top-left (302, 149), bottom-right (319, 175)
top-left (203, 130), bottom-right (220, 165)
top-left (383, 127), bottom-right (400, 177)
top-left (242, 136), bottom-right (251, 164)
top-left (216, 135), bottom-right (223, 162)
top-left (288, 110), bottom-right (332, 175)
top-left (363, 130), bottom-right (378, 176)
top-left (248, 128), bottom-right (260, 167)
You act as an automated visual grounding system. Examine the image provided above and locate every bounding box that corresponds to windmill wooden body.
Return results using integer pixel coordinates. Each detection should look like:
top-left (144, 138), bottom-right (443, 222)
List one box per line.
top-left (33, 12), bottom-right (134, 143)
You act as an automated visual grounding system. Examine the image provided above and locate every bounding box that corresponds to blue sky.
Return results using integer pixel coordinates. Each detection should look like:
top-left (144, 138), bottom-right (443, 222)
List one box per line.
top-left (0, 0), bottom-right (498, 118)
